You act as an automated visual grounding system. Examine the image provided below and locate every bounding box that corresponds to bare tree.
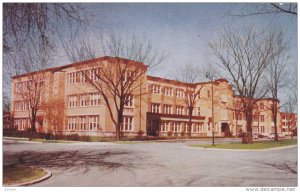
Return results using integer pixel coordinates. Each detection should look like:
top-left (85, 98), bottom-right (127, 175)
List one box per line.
top-left (177, 63), bottom-right (204, 137)
top-left (13, 38), bottom-right (53, 139)
top-left (265, 31), bottom-right (290, 141)
top-left (3, 3), bottom-right (87, 53)
top-left (43, 97), bottom-right (65, 138)
top-left (63, 33), bottom-right (166, 140)
top-left (208, 25), bottom-right (280, 144)
top-left (228, 3), bottom-right (297, 17)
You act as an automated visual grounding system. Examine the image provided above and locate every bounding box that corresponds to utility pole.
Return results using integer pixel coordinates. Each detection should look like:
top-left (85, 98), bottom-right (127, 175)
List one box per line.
top-left (206, 72), bottom-right (216, 146)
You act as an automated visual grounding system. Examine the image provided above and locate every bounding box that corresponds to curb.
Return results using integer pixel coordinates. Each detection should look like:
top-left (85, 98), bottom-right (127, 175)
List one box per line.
top-left (4, 167), bottom-right (52, 187)
top-left (190, 144), bottom-right (297, 152)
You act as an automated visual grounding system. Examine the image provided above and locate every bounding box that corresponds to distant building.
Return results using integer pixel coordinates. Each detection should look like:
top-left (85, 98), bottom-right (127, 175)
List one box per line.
top-left (280, 112), bottom-right (297, 135)
top-left (10, 56), bottom-right (283, 137)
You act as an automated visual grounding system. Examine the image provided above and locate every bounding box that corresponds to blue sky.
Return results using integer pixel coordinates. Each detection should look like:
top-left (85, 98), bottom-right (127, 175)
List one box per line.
top-left (53, 3), bottom-right (297, 81)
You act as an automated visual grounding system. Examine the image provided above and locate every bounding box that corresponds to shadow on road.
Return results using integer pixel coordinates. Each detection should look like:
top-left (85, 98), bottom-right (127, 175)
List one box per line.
top-left (263, 161), bottom-right (297, 174)
top-left (4, 150), bottom-right (137, 173)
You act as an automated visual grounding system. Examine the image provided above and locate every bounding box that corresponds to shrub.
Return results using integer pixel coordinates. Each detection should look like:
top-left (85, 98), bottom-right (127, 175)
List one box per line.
top-left (180, 131), bottom-right (185, 137)
top-left (137, 130), bottom-right (144, 137)
top-left (167, 131), bottom-right (173, 137)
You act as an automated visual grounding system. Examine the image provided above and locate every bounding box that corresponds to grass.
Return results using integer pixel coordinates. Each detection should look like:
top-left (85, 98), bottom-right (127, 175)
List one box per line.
top-left (191, 139), bottom-right (297, 149)
top-left (31, 138), bottom-right (76, 143)
top-left (3, 165), bottom-right (47, 185)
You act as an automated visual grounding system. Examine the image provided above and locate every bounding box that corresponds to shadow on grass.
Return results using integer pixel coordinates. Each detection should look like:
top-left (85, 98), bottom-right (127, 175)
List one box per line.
top-left (5, 150), bottom-right (137, 174)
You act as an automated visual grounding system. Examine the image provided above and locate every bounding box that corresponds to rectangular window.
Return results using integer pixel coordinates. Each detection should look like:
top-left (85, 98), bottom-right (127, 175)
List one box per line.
top-left (89, 116), bottom-right (99, 130)
top-left (80, 95), bottom-right (89, 107)
top-left (260, 103), bottom-right (264, 110)
top-left (90, 93), bottom-right (100, 106)
top-left (80, 116), bottom-right (86, 130)
top-left (164, 104), bottom-right (172, 114)
top-left (122, 116), bottom-right (133, 131)
top-left (15, 101), bottom-right (22, 111)
top-left (176, 89), bottom-right (184, 98)
top-left (164, 87), bottom-right (173, 96)
top-left (68, 117), bottom-right (77, 130)
top-left (260, 115), bottom-right (264, 122)
top-left (151, 84), bottom-right (161, 94)
top-left (260, 126), bottom-right (265, 133)
top-left (160, 121), bottom-right (168, 132)
top-left (176, 106), bottom-right (184, 115)
top-left (173, 122), bottom-right (181, 132)
top-left (125, 95), bottom-right (134, 107)
top-left (68, 95), bottom-right (77, 108)
top-left (151, 103), bottom-right (160, 113)
top-left (68, 72), bottom-right (76, 84)
top-left (197, 107), bottom-right (201, 116)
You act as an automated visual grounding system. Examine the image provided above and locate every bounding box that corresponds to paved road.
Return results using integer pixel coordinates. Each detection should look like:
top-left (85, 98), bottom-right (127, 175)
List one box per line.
top-left (3, 139), bottom-right (297, 187)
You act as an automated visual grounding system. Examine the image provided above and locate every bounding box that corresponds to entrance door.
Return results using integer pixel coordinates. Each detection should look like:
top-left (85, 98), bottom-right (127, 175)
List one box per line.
top-left (221, 123), bottom-right (230, 136)
top-left (148, 119), bottom-right (159, 136)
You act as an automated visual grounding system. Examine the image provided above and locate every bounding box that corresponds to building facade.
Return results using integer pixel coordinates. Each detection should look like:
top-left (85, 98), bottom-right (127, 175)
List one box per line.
top-left (10, 56), bottom-right (290, 137)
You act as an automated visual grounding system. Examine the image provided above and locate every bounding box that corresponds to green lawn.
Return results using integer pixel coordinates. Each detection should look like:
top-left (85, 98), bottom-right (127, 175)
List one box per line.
top-left (3, 165), bottom-right (47, 185)
top-left (191, 139), bottom-right (297, 149)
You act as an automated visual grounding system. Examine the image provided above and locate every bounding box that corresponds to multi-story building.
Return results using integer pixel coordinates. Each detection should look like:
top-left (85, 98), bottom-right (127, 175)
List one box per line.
top-left (280, 112), bottom-right (297, 135)
top-left (10, 56), bottom-right (284, 137)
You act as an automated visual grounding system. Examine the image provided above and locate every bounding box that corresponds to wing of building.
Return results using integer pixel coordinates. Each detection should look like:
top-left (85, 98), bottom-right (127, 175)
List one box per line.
top-left (9, 56), bottom-right (296, 137)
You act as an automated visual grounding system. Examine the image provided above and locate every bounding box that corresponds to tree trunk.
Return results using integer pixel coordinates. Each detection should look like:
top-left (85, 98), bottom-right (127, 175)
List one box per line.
top-left (244, 111), bottom-right (253, 144)
top-left (273, 102), bottom-right (279, 141)
top-left (188, 109), bottom-right (193, 138)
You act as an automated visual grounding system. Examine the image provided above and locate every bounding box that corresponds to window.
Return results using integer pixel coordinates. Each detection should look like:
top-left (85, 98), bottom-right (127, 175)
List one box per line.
top-left (125, 95), bottom-right (134, 107)
top-left (151, 84), bottom-right (161, 94)
top-left (164, 104), bottom-right (172, 114)
top-left (15, 101), bottom-right (22, 111)
top-left (260, 115), bottom-right (264, 122)
top-left (80, 116), bottom-right (86, 130)
top-left (151, 103), bottom-right (160, 113)
top-left (68, 117), bottom-right (77, 130)
top-left (122, 116), bottom-right (133, 131)
top-left (68, 72), bottom-right (76, 84)
top-left (260, 103), bottom-right (264, 110)
top-left (173, 122), bottom-right (181, 132)
top-left (164, 87), bottom-right (173, 96)
top-left (253, 115), bottom-right (259, 122)
top-left (68, 96), bottom-right (77, 108)
top-left (197, 107), bottom-right (201, 116)
top-left (90, 68), bottom-right (100, 81)
top-left (260, 126), bottom-right (265, 133)
top-left (80, 95), bottom-right (89, 107)
top-left (89, 116), bottom-right (99, 130)
top-left (160, 121), bottom-right (168, 132)
top-left (90, 93), bottom-right (100, 106)
top-left (184, 123), bottom-right (189, 132)
top-left (193, 123), bottom-right (200, 133)
top-left (176, 89), bottom-right (184, 98)
top-left (176, 106), bottom-right (184, 115)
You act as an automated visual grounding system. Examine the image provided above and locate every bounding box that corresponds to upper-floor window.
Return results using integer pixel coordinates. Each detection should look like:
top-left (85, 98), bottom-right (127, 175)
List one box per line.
top-left (15, 101), bottom-right (22, 111)
top-left (90, 93), bottom-right (100, 106)
top-left (164, 104), bottom-right (173, 114)
top-left (176, 89), bottom-right (184, 98)
top-left (80, 95), bottom-right (89, 107)
top-left (125, 95), bottom-right (134, 107)
top-left (68, 72), bottom-right (76, 84)
top-left (260, 115), bottom-right (264, 122)
top-left (151, 103), bottom-right (160, 113)
top-left (69, 95), bottom-right (77, 108)
top-left (260, 103), bottom-right (264, 110)
top-left (197, 107), bottom-right (201, 116)
top-left (151, 84), bottom-right (161, 94)
top-left (164, 87), bottom-right (173, 96)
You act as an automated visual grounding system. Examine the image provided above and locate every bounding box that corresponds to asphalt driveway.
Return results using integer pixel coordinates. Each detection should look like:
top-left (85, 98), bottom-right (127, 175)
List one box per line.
top-left (3, 139), bottom-right (297, 187)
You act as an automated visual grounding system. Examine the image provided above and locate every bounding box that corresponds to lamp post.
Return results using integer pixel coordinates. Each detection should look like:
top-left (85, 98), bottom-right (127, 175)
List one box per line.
top-left (206, 72), bottom-right (216, 146)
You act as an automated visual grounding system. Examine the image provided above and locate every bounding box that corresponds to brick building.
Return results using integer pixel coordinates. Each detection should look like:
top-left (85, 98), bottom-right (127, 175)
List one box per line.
top-left (10, 56), bottom-right (288, 137)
